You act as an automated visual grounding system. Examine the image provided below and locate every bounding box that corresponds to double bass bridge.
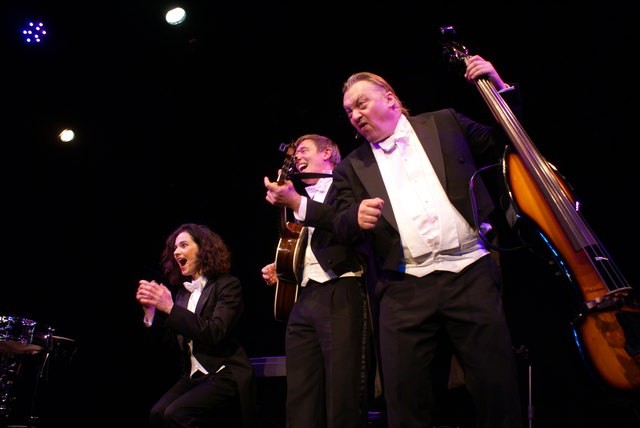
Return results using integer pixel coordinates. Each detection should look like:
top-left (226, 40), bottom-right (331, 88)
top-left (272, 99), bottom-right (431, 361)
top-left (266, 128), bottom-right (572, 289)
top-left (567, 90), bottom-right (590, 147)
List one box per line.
top-left (583, 287), bottom-right (634, 312)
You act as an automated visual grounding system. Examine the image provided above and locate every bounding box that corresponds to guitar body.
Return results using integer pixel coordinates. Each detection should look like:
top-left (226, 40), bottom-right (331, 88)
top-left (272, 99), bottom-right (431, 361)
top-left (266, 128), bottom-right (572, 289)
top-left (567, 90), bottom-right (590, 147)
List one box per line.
top-left (274, 222), bottom-right (308, 322)
top-left (504, 151), bottom-right (640, 391)
top-left (270, 142), bottom-right (308, 322)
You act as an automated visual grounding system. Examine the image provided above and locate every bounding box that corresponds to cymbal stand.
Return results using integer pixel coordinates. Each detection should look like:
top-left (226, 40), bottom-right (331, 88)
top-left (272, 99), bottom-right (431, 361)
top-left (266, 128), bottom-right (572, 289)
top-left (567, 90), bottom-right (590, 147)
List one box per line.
top-left (0, 353), bottom-right (21, 427)
top-left (23, 349), bottom-right (51, 428)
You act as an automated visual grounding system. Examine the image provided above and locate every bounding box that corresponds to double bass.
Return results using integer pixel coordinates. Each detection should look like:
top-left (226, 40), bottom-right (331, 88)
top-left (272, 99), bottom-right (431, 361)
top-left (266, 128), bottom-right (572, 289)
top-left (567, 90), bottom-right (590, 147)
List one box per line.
top-left (441, 27), bottom-right (640, 391)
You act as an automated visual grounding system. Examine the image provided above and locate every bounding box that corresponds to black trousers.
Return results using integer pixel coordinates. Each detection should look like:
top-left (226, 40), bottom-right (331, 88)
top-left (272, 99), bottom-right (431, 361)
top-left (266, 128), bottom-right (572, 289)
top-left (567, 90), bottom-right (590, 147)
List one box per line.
top-left (285, 276), bottom-right (369, 428)
top-left (149, 367), bottom-right (240, 428)
top-left (377, 255), bottom-right (523, 428)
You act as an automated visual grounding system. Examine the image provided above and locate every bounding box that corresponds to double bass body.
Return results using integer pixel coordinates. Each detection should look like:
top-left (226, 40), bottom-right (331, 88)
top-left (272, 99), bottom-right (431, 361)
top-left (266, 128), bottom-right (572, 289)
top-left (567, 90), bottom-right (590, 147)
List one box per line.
top-left (505, 150), bottom-right (640, 391)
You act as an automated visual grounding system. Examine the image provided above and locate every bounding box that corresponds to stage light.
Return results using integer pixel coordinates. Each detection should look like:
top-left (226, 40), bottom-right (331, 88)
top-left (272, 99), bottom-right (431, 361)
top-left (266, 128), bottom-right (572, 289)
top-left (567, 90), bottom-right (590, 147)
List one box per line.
top-left (58, 129), bottom-right (75, 143)
top-left (20, 20), bottom-right (47, 44)
top-left (165, 7), bottom-right (186, 25)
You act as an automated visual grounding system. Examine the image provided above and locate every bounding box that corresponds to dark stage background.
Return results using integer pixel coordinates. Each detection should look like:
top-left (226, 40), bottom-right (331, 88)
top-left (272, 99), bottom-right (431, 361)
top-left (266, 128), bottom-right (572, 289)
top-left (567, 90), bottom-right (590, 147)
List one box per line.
top-left (2, 1), bottom-right (637, 427)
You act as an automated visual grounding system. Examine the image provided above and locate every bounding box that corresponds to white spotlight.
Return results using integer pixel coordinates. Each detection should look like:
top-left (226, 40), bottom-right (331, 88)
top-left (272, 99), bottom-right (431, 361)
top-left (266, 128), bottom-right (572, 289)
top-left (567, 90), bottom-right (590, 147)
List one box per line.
top-left (58, 128), bottom-right (75, 143)
top-left (165, 7), bottom-right (186, 25)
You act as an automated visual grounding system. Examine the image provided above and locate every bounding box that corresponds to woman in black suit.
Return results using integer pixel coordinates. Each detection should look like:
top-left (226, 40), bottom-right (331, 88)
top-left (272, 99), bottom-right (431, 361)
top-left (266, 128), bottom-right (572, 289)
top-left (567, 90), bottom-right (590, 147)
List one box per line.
top-left (136, 223), bottom-right (254, 428)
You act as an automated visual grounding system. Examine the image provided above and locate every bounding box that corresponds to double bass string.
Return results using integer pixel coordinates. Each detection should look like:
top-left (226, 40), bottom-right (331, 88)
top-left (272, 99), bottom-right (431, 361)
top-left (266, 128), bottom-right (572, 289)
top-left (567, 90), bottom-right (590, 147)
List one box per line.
top-left (473, 73), bottom-right (630, 293)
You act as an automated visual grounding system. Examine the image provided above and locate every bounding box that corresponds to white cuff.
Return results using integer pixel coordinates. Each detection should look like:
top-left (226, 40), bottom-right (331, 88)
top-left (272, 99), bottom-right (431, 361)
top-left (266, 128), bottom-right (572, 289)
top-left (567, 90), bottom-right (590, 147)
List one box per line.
top-left (295, 196), bottom-right (308, 221)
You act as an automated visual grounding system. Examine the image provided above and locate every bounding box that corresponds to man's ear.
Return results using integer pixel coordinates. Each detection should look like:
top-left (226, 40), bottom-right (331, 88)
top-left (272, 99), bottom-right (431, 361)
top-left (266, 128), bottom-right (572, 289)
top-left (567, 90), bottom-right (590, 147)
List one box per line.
top-left (322, 148), bottom-right (332, 160)
top-left (386, 91), bottom-right (397, 109)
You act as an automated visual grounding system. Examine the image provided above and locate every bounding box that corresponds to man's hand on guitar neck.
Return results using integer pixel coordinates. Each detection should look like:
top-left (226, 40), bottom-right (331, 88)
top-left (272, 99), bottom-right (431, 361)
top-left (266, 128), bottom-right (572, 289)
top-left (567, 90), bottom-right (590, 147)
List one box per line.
top-left (264, 175), bottom-right (302, 212)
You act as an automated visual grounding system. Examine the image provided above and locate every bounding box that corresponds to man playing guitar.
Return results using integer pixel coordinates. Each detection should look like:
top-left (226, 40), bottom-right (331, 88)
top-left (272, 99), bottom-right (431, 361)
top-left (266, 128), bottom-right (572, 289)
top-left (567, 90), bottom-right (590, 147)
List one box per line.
top-left (263, 134), bottom-right (371, 427)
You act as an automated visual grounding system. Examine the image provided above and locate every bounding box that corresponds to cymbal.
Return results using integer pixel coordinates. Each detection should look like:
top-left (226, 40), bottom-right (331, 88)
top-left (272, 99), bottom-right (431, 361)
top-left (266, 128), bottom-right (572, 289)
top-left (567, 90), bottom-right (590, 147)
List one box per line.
top-left (0, 340), bottom-right (43, 355)
top-left (51, 335), bottom-right (75, 343)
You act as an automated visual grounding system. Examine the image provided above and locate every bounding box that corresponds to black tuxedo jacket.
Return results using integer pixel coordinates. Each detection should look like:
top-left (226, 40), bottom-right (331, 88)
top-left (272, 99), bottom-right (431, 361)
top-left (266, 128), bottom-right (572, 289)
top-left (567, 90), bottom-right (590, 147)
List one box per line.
top-left (159, 274), bottom-right (254, 427)
top-left (325, 104), bottom-right (515, 273)
top-left (303, 183), bottom-right (368, 277)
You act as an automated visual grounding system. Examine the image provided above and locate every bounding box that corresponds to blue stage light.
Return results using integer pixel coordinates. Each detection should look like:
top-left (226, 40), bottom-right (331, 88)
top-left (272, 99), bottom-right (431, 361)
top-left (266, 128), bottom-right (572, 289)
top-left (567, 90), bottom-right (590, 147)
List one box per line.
top-left (21, 21), bottom-right (47, 44)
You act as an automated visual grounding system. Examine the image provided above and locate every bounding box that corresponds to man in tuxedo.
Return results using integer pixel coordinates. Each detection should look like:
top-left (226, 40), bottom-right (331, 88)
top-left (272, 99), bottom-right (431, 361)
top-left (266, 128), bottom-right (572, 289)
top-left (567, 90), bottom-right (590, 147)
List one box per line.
top-left (263, 134), bottom-right (371, 428)
top-left (310, 57), bottom-right (524, 428)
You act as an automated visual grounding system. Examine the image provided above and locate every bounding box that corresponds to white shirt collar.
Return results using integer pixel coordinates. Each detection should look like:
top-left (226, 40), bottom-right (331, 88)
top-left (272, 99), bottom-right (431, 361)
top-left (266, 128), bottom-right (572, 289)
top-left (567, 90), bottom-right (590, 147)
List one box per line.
top-left (372, 115), bottom-right (411, 153)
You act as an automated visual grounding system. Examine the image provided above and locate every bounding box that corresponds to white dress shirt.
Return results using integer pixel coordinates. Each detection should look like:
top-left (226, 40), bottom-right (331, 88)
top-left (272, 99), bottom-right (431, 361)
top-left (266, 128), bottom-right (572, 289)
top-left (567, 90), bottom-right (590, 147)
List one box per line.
top-left (370, 115), bottom-right (488, 277)
top-left (296, 175), bottom-right (362, 286)
top-left (183, 276), bottom-right (209, 377)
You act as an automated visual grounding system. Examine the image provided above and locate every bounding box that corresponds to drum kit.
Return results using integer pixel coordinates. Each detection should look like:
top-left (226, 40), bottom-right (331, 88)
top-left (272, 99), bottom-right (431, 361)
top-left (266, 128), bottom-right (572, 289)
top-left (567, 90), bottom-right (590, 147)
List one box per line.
top-left (0, 316), bottom-right (76, 428)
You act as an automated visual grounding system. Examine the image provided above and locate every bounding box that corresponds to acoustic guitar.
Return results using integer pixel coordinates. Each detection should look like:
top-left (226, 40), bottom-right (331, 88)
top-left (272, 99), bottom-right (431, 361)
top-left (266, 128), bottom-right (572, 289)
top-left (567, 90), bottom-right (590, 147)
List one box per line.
top-left (441, 26), bottom-right (640, 391)
top-left (273, 143), bottom-right (308, 322)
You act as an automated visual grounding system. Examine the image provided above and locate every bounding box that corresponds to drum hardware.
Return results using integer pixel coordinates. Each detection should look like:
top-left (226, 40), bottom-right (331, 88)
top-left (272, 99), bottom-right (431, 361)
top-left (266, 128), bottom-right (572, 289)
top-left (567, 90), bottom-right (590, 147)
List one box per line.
top-left (0, 317), bottom-right (51, 356)
top-left (1, 353), bottom-right (23, 425)
top-left (0, 316), bottom-right (75, 428)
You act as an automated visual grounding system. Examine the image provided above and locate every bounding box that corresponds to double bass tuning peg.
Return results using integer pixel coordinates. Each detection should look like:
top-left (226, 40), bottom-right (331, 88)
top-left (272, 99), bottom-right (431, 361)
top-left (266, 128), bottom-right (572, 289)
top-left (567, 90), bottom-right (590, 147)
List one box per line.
top-left (439, 26), bottom-right (470, 74)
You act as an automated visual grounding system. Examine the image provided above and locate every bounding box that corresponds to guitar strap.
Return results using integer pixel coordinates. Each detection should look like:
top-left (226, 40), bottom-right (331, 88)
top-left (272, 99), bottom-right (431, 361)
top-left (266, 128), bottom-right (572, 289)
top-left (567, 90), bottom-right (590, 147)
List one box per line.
top-left (288, 172), bottom-right (333, 195)
top-left (289, 172), bottom-right (332, 179)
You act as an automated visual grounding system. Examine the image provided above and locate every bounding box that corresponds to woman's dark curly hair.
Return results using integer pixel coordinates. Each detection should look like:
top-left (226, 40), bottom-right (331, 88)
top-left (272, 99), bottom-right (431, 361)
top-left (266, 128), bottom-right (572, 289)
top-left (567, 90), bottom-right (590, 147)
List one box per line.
top-left (160, 223), bottom-right (232, 286)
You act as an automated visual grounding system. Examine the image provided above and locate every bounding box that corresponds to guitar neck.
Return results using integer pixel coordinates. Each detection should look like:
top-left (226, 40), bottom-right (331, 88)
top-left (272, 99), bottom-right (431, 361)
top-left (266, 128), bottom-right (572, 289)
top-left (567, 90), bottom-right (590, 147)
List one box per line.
top-left (278, 205), bottom-right (288, 233)
top-left (275, 141), bottom-right (301, 237)
top-left (276, 166), bottom-right (288, 233)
